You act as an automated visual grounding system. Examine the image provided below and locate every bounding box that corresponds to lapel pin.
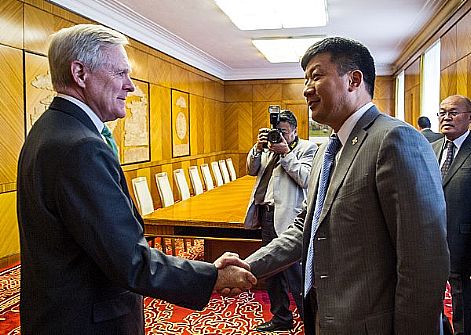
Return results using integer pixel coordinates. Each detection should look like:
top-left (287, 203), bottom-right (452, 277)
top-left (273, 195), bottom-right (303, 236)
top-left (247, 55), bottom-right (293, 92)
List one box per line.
top-left (352, 137), bottom-right (358, 145)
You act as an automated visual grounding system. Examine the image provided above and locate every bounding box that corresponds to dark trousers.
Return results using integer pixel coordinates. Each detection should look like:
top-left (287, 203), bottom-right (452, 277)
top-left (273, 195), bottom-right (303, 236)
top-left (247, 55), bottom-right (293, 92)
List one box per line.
top-left (450, 272), bottom-right (471, 335)
top-left (259, 205), bottom-right (304, 323)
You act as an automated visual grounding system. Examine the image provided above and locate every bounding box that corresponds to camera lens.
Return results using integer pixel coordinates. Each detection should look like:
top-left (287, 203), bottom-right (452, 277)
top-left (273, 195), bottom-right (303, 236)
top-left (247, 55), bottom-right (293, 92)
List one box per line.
top-left (267, 129), bottom-right (282, 143)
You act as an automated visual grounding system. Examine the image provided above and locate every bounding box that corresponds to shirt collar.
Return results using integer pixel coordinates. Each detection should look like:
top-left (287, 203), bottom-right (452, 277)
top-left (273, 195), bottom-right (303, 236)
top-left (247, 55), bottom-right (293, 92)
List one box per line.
top-left (444, 130), bottom-right (470, 151)
top-left (336, 102), bottom-right (374, 146)
top-left (57, 93), bottom-right (104, 133)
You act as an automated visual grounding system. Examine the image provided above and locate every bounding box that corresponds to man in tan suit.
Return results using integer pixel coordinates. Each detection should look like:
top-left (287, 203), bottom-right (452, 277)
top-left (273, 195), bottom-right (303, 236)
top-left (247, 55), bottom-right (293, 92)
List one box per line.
top-left (239, 37), bottom-right (450, 334)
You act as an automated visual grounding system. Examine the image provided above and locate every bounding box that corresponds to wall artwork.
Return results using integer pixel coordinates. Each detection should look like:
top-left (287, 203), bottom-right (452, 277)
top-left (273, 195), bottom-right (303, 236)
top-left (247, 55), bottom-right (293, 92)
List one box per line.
top-left (171, 89), bottom-right (190, 157)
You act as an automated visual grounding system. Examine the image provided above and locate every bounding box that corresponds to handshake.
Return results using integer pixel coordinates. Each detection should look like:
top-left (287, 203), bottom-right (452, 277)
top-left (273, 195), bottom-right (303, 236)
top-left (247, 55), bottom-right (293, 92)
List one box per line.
top-left (213, 252), bottom-right (257, 297)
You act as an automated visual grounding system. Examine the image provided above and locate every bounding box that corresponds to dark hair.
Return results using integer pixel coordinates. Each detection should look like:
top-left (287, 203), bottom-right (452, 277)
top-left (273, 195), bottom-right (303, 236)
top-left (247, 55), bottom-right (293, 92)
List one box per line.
top-left (417, 116), bottom-right (431, 129)
top-left (301, 37), bottom-right (376, 98)
top-left (279, 110), bottom-right (297, 128)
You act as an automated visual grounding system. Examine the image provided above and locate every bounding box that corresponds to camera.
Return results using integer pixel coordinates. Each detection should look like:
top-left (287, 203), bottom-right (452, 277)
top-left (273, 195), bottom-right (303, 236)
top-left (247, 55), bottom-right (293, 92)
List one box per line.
top-left (266, 105), bottom-right (283, 144)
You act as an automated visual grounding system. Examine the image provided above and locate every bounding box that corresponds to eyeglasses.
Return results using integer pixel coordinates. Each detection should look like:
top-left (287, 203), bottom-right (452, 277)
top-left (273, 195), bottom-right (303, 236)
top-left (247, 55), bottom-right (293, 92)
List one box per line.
top-left (437, 111), bottom-right (471, 118)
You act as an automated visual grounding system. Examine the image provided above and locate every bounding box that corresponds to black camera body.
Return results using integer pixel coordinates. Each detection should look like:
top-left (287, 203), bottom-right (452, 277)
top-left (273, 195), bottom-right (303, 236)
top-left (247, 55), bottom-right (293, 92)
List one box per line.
top-left (266, 105), bottom-right (283, 144)
top-left (262, 106), bottom-right (283, 148)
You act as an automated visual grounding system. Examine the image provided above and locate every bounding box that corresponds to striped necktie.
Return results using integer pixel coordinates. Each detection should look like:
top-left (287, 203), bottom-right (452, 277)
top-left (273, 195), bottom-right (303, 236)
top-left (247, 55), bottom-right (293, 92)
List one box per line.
top-left (101, 125), bottom-right (119, 159)
top-left (441, 140), bottom-right (454, 179)
top-left (304, 134), bottom-right (342, 297)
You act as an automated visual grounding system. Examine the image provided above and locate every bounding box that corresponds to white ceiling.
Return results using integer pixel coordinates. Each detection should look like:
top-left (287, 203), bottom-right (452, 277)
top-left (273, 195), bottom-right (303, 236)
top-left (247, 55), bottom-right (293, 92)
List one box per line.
top-left (51, 0), bottom-right (447, 80)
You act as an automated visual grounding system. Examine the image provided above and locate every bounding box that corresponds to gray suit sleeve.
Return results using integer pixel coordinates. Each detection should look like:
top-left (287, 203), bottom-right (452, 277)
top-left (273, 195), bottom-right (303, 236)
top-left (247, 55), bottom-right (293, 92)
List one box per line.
top-left (245, 207), bottom-right (306, 279)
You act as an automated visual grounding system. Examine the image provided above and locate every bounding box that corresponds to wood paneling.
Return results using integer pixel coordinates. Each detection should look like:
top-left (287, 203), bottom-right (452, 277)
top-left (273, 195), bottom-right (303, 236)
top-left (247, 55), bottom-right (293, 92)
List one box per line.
top-left (440, 25), bottom-right (457, 71)
top-left (0, 192), bottom-right (20, 260)
top-left (441, 63), bottom-right (458, 101)
top-left (253, 83), bottom-right (282, 102)
top-left (0, 0), bottom-right (23, 49)
top-left (0, 45), bottom-right (23, 188)
top-left (404, 58), bottom-right (421, 125)
top-left (225, 84), bottom-right (253, 102)
top-left (147, 55), bottom-right (171, 87)
top-left (282, 81), bottom-right (305, 101)
top-left (126, 46), bottom-right (149, 83)
top-left (457, 12), bottom-right (471, 62)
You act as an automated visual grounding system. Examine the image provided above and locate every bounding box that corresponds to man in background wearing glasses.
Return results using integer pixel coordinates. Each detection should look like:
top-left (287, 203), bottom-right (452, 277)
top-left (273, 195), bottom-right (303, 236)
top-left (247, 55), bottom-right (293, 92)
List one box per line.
top-left (433, 95), bottom-right (471, 335)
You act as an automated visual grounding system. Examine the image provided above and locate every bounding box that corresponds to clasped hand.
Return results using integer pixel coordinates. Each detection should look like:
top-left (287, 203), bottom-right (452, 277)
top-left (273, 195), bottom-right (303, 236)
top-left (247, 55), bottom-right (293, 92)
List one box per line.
top-left (213, 252), bottom-right (257, 297)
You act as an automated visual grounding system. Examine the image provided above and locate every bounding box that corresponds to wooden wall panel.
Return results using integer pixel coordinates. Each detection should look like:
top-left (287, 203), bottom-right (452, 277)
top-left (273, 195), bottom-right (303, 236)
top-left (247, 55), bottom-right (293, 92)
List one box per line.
top-left (456, 56), bottom-right (471, 97)
top-left (203, 98), bottom-right (214, 153)
top-left (440, 25), bottom-right (457, 71)
top-left (0, 0), bottom-right (23, 49)
top-left (457, 12), bottom-right (471, 62)
top-left (282, 81), bottom-right (305, 101)
top-left (252, 101), bottom-right (274, 142)
top-left (126, 46), bottom-right (149, 83)
top-left (147, 55), bottom-right (171, 87)
top-left (171, 64), bottom-right (189, 93)
top-left (225, 84), bottom-right (253, 102)
top-left (24, 4), bottom-right (73, 55)
top-left (0, 192), bottom-right (20, 259)
top-left (237, 103), bottom-right (254, 152)
top-left (404, 58), bottom-right (421, 125)
top-left (253, 83), bottom-right (282, 102)
top-left (224, 103), bottom-right (242, 151)
top-left (0, 45), bottom-right (23, 189)
top-left (189, 72), bottom-right (204, 97)
top-left (441, 63), bottom-right (458, 101)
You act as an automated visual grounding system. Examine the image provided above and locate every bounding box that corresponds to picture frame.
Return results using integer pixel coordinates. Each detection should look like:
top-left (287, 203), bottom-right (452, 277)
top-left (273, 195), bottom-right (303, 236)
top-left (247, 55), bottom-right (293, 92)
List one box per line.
top-left (171, 89), bottom-right (190, 157)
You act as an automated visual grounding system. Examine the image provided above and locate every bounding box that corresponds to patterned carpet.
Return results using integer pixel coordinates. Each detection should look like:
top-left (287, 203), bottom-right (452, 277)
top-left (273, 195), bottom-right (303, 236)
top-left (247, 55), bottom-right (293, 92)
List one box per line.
top-left (0, 238), bottom-right (303, 334)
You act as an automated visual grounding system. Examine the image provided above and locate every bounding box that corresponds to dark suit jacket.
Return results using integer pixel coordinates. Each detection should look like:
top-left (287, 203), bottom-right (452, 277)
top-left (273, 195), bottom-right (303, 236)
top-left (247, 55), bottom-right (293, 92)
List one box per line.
top-left (421, 128), bottom-right (443, 143)
top-left (246, 106), bottom-right (449, 334)
top-left (17, 97), bottom-right (217, 334)
top-left (433, 133), bottom-right (471, 275)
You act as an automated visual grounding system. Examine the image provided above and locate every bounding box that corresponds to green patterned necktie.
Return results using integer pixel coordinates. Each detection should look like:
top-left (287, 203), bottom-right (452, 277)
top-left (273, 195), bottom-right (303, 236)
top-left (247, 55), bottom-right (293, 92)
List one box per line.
top-left (101, 125), bottom-right (119, 159)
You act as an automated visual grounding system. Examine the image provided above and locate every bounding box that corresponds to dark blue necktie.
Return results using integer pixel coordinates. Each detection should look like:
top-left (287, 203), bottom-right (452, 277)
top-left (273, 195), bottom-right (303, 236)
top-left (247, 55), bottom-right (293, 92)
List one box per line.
top-left (304, 134), bottom-right (342, 296)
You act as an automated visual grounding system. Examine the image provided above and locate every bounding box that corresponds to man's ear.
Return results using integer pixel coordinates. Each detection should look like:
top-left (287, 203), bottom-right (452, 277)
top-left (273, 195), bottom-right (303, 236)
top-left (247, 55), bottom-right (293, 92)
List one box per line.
top-left (348, 70), bottom-right (363, 92)
top-left (70, 60), bottom-right (86, 88)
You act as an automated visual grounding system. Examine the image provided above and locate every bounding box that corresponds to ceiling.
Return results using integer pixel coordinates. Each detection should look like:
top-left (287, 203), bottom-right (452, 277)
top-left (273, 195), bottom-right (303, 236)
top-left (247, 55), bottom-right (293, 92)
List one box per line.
top-left (51, 0), bottom-right (449, 80)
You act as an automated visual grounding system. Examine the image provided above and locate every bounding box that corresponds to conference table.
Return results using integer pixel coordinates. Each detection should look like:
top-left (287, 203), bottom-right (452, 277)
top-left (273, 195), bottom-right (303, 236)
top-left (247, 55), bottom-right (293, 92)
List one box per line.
top-left (143, 175), bottom-right (262, 262)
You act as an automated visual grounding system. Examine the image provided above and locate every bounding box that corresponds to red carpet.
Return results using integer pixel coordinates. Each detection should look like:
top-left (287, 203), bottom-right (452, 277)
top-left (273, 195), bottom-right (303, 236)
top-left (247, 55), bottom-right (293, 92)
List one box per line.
top-left (0, 244), bottom-right (303, 334)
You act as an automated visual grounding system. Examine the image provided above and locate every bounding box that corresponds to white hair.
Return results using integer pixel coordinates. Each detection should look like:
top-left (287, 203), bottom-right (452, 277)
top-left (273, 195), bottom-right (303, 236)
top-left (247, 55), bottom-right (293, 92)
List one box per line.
top-left (48, 24), bottom-right (128, 91)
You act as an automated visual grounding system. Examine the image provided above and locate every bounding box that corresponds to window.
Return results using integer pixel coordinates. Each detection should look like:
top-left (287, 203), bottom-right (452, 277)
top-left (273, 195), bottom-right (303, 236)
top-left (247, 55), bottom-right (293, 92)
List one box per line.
top-left (421, 40), bottom-right (441, 132)
top-left (395, 71), bottom-right (405, 121)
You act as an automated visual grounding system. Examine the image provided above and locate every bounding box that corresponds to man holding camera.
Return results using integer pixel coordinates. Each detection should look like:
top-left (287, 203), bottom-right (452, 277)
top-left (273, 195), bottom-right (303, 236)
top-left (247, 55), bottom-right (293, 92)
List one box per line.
top-left (244, 109), bottom-right (317, 332)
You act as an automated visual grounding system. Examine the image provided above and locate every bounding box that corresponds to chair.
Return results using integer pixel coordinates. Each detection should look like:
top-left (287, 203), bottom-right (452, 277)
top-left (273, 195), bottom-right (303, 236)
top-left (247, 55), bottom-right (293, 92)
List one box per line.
top-left (211, 161), bottom-right (224, 187)
top-left (226, 158), bottom-right (237, 181)
top-left (173, 169), bottom-right (191, 201)
top-left (131, 176), bottom-right (161, 249)
top-left (219, 159), bottom-right (231, 184)
top-left (200, 164), bottom-right (215, 191)
top-left (188, 166), bottom-right (204, 195)
top-left (131, 177), bottom-right (154, 215)
top-left (155, 172), bottom-right (175, 207)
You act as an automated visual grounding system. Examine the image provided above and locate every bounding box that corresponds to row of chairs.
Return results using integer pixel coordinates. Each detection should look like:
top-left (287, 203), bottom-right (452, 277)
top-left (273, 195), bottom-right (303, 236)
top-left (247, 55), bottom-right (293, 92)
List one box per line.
top-left (132, 158), bottom-right (238, 216)
top-left (131, 158), bottom-right (238, 256)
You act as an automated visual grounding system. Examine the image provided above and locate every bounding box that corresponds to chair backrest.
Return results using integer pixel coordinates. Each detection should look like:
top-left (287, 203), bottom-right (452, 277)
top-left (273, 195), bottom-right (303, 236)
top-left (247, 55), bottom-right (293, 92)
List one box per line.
top-left (226, 158), bottom-right (237, 181)
top-left (131, 176), bottom-right (154, 215)
top-left (173, 169), bottom-right (191, 201)
top-left (219, 159), bottom-right (231, 184)
top-left (155, 172), bottom-right (175, 207)
top-left (188, 166), bottom-right (204, 195)
top-left (200, 164), bottom-right (214, 191)
top-left (210, 161), bottom-right (224, 187)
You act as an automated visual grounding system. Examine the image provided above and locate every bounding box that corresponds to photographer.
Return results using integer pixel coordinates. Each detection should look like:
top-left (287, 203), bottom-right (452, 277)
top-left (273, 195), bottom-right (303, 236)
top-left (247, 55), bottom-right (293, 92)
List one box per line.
top-left (244, 109), bottom-right (317, 332)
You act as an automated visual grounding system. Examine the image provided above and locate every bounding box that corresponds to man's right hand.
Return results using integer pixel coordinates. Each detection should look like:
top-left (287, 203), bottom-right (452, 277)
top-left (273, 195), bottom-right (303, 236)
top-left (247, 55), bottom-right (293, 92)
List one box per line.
top-left (256, 128), bottom-right (270, 152)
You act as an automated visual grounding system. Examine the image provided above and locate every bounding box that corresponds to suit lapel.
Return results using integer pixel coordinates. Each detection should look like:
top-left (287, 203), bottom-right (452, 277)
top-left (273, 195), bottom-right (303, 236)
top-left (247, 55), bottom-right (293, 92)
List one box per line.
top-left (443, 133), bottom-right (471, 186)
top-left (316, 106), bottom-right (380, 226)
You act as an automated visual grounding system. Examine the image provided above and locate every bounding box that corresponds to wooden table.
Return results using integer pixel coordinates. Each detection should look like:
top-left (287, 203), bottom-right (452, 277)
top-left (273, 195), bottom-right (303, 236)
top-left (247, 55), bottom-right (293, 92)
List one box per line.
top-left (143, 175), bottom-right (262, 261)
